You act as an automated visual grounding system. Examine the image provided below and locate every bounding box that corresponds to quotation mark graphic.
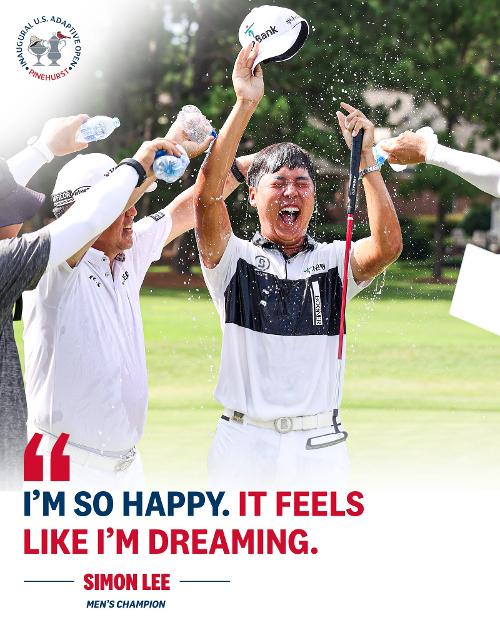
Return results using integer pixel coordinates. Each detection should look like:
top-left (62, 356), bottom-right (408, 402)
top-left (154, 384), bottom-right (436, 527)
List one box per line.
top-left (24, 433), bottom-right (70, 481)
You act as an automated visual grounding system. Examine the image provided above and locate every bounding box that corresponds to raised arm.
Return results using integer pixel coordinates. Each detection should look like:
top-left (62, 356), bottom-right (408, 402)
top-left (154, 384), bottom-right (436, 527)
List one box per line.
top-left (44, 139), bottom-right (180, 268)
top-left (165, 153), bottom-right (255, 245)
top-left (381, 132), bottom-right (500, 198)
top-left (194, 43), bottom-right (263, 268)
top-left (336, 103), bottom-right (403, 282)
top-left (7, 115), bottom-right (89, 187)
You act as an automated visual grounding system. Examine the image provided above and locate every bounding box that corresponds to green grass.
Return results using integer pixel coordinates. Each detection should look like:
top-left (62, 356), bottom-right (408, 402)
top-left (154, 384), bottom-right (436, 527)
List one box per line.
top-left (16, 261), bottom-right (500, 488)
top-left (138, 261), bottom-right (500, 488)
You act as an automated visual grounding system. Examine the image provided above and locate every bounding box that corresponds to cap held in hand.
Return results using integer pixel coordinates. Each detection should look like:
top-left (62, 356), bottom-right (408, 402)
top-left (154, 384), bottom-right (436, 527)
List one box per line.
top-left (239, 5), bottom-right (309, 72)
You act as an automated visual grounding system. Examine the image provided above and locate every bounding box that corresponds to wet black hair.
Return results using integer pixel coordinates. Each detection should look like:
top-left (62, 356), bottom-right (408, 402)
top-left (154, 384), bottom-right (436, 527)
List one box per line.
top-left (247, 142), bottom-right (316, 189)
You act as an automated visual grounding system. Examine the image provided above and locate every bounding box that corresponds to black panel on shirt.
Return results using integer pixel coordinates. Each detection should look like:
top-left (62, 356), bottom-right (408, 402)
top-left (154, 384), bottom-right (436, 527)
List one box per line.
top-left (223, 258), bottom-right (344, 337)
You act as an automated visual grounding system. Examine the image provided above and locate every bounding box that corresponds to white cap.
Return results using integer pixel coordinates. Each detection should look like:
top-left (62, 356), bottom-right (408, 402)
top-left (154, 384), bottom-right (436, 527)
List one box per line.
top-left (51, 153), bottom-right (156, 216)
top-left (239, 5), bottom-right (309, 72)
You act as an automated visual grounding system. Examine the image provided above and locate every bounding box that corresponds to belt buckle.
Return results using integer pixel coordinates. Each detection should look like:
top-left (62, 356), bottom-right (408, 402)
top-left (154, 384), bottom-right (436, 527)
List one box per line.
top-left (114, 449), bottom-right (136, 473)
top-left (231, 411), bottom-right (244, 424)
top-left (274, 417), bottom-right (293, 434)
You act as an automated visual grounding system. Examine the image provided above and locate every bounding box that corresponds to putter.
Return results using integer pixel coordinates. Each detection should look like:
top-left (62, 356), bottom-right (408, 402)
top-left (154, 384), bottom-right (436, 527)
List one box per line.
top-left (307, 129), bottom-right (365, 450)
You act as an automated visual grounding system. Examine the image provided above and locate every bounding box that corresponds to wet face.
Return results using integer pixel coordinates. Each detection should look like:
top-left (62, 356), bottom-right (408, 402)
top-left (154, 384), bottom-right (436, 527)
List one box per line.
top-left (92, 205), bottom-right (137, 258)
top-left (248, 166), bottom-right (315, 250)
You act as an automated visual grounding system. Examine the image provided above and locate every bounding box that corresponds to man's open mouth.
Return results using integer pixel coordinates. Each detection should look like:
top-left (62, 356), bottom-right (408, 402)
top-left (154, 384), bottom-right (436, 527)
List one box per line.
top-left (278, 207), bottom-right (300, 225)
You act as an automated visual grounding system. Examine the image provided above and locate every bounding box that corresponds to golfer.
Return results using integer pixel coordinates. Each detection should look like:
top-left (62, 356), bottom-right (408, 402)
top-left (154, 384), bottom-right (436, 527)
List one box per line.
top-left (381, 132), bottom-right (500, 198)
top-left (0, 114), bottom-right (173, 489)
top-left (194, 43), bottom-right (403, 488)
top-left (22, 130), bottom-right (254, 489)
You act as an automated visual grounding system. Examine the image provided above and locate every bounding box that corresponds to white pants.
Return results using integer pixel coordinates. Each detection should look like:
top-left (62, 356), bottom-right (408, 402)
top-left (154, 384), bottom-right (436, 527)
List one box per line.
top-left (208, 418), bottom-right (350, 490)
top-left (26, 428), bottom-right (145, 491)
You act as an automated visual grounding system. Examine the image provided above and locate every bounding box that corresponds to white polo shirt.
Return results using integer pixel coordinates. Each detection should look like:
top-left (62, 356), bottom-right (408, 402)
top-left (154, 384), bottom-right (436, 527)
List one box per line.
top-left (23, 210), bottom-right (172, 453)
top-left (201, 232), bottom-right (371, 422)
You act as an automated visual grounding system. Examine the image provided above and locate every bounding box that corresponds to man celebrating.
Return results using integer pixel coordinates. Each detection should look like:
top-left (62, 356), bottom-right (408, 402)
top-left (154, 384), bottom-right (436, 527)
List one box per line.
top-left (22, 131), bottom-right (253, 489)
top-left (1, 115), bottom-right (174, 489)
top-left (194, 43), bottom-right (403, 488)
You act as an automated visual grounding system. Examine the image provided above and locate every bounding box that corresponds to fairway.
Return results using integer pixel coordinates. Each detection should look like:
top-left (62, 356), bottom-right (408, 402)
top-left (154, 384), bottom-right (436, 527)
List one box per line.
top-left (138, 262), bottom-right (500, 488)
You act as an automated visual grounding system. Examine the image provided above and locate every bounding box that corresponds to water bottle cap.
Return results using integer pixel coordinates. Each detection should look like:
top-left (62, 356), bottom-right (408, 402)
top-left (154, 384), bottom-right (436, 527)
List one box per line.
top-left (112, 117), bottom-right (121, 128)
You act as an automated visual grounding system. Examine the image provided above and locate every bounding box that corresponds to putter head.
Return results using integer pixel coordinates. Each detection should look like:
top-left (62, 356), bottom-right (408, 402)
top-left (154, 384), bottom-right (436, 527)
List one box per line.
top-left (306, 431), bottom-right (348, 450)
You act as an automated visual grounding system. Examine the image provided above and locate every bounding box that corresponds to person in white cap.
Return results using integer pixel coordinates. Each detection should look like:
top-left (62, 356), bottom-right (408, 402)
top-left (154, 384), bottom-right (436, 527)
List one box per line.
top-left (0, 114), bottom-right (174, 489)
top-left (22, 127), bottom-right (255, 489)
top-left (194, 43), bottom-right (403, 489)
top-left (380, 131), bottom-right (500, 198)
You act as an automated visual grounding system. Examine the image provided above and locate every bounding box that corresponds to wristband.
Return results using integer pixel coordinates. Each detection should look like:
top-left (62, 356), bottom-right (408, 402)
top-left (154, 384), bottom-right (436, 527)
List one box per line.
top-left (231, 160), bottom-right (246, 184)
top-left (27, 136), bottom-right (54, 163)
top-left (359, 164), bottom-right (381, 179)
top-left (116, 158), bottom-right (147, 187)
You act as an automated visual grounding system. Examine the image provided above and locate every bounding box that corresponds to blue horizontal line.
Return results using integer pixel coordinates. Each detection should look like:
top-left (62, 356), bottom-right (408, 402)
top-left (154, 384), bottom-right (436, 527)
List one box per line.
top-left (24, 580), bottom-right (75, 583)
top-left (179, 580), bottom-right (230, 583)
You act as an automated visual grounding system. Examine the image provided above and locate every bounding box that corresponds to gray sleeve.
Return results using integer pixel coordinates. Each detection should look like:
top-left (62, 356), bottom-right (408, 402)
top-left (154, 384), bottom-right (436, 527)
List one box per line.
top-left (0, 232), bottom-right (50, 325)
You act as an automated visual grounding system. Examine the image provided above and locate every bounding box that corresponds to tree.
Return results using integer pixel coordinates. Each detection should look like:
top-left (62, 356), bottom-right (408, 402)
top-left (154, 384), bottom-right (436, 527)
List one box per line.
top-left (379, 0), bottom-right (500, 278)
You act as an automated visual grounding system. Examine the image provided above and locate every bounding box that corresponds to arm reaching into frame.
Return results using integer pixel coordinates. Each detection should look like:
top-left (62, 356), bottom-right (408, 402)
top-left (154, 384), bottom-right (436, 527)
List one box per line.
top-left (380, 132), bottom-right (500, 198)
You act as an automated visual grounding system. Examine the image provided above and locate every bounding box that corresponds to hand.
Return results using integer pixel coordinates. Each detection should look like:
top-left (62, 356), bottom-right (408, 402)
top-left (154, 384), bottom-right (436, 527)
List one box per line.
top-left (336, 103), bottom-right (375, 151)
top-left (166, 119), bottom-right (214, 159)
top-left (133, 138), bottom-right (182, 176)
top-left (232, 42), bottom-right (264, 104)
top-left (379, 131), bottom-right (427, 165)
top-left (234, 153), bottom-right (256, 181)
top-left (39, 114), bottom-right (90, 156)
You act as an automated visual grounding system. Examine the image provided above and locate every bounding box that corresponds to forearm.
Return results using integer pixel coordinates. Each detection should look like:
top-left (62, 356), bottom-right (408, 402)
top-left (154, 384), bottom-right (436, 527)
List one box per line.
top-left (7, 145), bottom-right (52, 186)
top-left (362, 172), bottom-right (402, 259)
top-left (353, 151), bottom-right (402, 278)
top-left (45, 167), bottom-right (138, 267)
top-left (427, 144), bottom-right (500, 198)
top-left (167, 160), bottom-right (247, 244)
top-left (196, 99), bottom-right (256, 203)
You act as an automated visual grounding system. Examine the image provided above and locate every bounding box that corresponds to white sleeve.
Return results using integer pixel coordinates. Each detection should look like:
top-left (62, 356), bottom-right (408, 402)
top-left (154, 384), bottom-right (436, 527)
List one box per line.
top-left (44, 166), bottom-right (138, 268)
top-left (200, 233), bottom-right (242, 310)
top-left (130, 209), bottom-right (173, 284)
top-left (426, 144), bottom-right (500, 198)
top-left (7, 145), bottom-right (51, 186)
top-left (331, 240), bottom-right (373, 302)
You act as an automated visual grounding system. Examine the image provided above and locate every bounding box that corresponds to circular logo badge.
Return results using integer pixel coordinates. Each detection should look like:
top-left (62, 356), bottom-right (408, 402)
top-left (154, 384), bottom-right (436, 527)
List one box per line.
top-left (16, 16), bottom-right (82, 81)
top-left (255, 255), bottom-right (270, 271)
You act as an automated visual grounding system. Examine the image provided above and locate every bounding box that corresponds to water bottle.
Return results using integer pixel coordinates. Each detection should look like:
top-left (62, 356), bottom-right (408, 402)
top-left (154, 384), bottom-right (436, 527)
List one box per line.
top-left (177, 105), bottom-right (216, 143)
top-left (373, 127), bottom-right (437, 172)
top-left (153, 105), bottom-right (216, 183)
top-left (76, 116), bottom-right (120, 143)
top-left (153, 145), bottom-right (190, 183)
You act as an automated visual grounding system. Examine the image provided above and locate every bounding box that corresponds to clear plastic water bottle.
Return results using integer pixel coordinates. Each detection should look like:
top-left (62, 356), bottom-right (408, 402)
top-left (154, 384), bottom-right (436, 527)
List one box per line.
top-left (177, 105), bottom-right (216, 143)
top-left (373, 127), bottom-right (437, 172)
top-left (76, 116), bottom-right (120, 143)
top-left (153, 145), bottom-right (190, 183)
top-left (153, 105), bottom-right (216, 183)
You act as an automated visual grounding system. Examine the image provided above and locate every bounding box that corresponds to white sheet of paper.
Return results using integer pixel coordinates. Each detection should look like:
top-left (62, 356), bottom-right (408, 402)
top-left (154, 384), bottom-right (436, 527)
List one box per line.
top-left (450, 244), bottom-right (500, 336)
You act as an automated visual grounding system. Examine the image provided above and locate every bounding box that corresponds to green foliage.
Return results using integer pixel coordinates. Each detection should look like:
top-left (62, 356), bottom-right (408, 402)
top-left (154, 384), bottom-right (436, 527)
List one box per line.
top-left (460, 202), bottom-right (492, 235)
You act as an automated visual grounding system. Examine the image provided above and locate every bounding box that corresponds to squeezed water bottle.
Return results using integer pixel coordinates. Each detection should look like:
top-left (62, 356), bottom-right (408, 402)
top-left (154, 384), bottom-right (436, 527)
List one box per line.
top-left (76, 116), bottom-right (120, 143)
top-left (153, 145), bottom-right (190, 183)
top-left (177, 104), bottom-right (216, 143)
top-left (373, 127), bottom-right (437, 172)
top-left (153, 105), bottom-right (216, 183)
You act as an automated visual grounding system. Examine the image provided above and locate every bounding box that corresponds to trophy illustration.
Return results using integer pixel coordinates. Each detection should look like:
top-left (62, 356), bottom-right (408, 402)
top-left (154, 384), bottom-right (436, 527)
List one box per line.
top-left (46, 33), bottom-right (67, 66)
top-left (28, 35), bottom-right (48, 66)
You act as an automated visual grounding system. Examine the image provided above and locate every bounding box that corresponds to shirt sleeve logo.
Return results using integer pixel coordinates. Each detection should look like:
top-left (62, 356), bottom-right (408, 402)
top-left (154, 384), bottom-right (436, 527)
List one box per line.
top-left (149, 211), bottom-right (165, 222)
